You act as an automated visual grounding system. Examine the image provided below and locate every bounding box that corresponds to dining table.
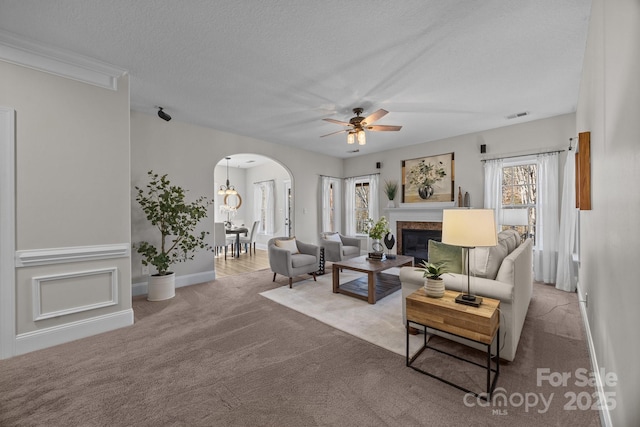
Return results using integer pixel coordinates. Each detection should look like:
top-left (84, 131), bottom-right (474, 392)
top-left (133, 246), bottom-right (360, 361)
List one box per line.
top-left (225, 226), bottom-right (249, 257)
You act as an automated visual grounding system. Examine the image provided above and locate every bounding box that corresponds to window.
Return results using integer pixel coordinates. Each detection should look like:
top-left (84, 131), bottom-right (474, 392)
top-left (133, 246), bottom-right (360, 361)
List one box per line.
top-left (501, 162), bottom-right (537, 243)
top-left (354, 180), bottom-right (370, 234)
top-left (344, 174), bottom-right (378, 236)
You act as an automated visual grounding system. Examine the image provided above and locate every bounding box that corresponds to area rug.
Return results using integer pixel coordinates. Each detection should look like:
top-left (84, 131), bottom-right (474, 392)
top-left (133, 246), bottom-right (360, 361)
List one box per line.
top-left (260, 267), bottom-right (425, 357)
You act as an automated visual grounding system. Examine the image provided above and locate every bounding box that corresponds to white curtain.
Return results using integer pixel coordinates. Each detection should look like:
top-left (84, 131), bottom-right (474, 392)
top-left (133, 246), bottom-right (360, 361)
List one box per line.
top-left (369, 174), bottom-right (379, 221)
top-left (534, 153), bottom-right (560, 283)
top-left (321, 176), bottom-right (332, 232)
top-left (555, 152), bottom-right (577, 291)
top-left (264, 180), bottom-right (275, 235)
top-left (344, 176), bottom-right (356, 235)
top-left (483, 158), bottom-right (503, 229)
top-left (253, 183), bottom-right (262, 232)
top-left (253, 181), bottom-right (275, 235)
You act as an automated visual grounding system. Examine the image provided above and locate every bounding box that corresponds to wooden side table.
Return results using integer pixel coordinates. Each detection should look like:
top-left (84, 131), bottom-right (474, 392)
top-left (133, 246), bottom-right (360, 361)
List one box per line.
top-left (406, 289), bottom-right (500, 399)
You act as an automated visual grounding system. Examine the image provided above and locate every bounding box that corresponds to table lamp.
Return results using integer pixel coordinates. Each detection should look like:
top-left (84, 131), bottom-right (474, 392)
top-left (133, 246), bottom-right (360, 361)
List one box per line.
top-left (442, 209), bottom-right (497, 307)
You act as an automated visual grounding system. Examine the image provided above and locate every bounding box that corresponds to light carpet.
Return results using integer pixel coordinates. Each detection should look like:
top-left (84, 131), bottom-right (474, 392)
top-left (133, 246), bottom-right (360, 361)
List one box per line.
top-left (260, 267), bottom-right (424, 357)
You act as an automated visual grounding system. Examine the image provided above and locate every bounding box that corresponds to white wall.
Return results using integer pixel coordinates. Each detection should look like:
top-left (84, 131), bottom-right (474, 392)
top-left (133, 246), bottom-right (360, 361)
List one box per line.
top-left (344, 114), bottom-right (575, 217)
top-left (0, 60), bottom-right (132, 354)
top-left (576, 0), bottom-right (640, 425)
top-left (130, 111), bottom-right (343, 284)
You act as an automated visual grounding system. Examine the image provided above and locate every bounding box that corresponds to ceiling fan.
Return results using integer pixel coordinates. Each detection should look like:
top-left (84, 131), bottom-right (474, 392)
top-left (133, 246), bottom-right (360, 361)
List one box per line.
top-left (321, 107), bottom-right (402, 145)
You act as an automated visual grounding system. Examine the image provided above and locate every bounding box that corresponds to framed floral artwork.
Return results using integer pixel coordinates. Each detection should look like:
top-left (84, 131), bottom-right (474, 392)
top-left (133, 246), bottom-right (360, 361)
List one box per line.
top-left (401, 152), bottom-right (454, 203)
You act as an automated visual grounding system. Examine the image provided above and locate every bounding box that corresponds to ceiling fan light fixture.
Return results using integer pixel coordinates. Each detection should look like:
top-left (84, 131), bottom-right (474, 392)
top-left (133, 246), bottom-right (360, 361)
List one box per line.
top-left (357, 129), bottom-right (366, 145)
top-left (347, 131), bottom-right (356, 144)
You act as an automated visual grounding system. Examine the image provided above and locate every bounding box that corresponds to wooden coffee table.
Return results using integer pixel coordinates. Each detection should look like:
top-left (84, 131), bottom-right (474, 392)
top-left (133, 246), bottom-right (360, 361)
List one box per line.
top-left (332, 255), bottom-right (414, 304)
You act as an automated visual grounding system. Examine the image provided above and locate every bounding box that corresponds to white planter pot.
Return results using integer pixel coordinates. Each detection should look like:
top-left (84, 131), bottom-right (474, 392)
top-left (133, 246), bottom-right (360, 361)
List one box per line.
top-left (424, 278), bottom-right (444, 298)
top-left (387, 200), bottom-right (395, 208)
top-left (148, 272), bottom-right (176, 301)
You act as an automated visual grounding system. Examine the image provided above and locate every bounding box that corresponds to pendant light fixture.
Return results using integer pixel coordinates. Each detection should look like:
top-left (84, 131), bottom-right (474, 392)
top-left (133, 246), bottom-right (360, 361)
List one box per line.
top-left (217, 157), bottom-right (238, 195)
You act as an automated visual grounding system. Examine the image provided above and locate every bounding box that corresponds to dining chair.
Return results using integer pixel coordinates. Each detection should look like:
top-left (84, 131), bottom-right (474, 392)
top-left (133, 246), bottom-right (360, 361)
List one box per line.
top-left (239, 220), bottom-right (260, 255)
top-left (214, 222), bottom-right (233, 260)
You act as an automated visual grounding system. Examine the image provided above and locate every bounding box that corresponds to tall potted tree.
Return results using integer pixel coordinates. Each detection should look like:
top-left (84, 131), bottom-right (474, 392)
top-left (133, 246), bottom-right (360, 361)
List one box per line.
top-left (134, 171), bottom-right (213, 301)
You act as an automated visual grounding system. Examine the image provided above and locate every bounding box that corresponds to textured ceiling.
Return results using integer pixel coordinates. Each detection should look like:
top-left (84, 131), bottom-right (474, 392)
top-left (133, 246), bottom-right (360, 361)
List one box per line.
top-left (0, 0), bottom-right (591, 158)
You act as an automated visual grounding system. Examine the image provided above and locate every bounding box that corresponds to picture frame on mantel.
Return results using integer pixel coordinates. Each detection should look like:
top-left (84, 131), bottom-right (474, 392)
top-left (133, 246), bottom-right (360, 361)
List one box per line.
top-left (401, 152), bottom-right (455, 203)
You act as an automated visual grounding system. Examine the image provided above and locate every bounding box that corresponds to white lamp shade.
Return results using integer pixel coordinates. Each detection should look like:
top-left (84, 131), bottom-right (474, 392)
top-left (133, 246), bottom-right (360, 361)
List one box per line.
top-left (441, 209), bottom-right (497, 247)
top-left (501, 208), bottom-right (528, 226)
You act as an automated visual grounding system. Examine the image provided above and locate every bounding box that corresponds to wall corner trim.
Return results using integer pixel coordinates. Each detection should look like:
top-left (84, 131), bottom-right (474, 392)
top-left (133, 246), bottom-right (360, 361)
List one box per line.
top-left (16, 243), bottom-right (130, 267)
top-left (0, 29), bottom-right (127, 90)
top-left (577, 284), bottom-right (613, 427)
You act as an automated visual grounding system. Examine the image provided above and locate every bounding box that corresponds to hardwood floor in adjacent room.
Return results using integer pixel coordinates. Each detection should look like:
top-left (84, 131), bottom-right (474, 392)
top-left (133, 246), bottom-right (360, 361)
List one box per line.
top-left (214, 248), bottom-right (270, 278)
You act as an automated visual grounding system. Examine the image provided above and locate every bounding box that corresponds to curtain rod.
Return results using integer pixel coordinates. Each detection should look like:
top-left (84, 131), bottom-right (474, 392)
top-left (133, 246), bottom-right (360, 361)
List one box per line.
top-left (253, 179), bottom-right (275, 184)
top-left (481, 149), bottom-right (565, 163)
top-left (319, 173), bottom-right (380, 180)
top-left (344, 172), bottom-right (380, 180)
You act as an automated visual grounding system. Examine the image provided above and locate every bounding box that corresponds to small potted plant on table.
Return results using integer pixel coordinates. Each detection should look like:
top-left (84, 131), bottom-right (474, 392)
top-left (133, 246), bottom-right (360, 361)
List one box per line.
top-left (416, 260), bottom-right (446, 298)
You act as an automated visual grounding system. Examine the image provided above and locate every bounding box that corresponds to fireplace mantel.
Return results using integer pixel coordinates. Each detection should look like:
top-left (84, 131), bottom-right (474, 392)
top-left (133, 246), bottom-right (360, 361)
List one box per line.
top-left (384, 205), bottom-right (451, 255)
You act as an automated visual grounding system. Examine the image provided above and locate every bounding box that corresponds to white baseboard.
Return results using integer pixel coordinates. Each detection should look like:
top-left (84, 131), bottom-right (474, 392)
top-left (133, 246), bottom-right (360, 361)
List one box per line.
top-left (132, 270), bottom-right (216, 297)
top-left (577, 284), bottom-right (612, 427)
top-left (15, 308), bottom-right (134, 356)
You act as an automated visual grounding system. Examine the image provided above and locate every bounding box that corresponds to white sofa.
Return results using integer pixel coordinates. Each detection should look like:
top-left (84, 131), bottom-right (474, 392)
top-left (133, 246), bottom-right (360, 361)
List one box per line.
top-left (399, 229), bottom-right (533, 362)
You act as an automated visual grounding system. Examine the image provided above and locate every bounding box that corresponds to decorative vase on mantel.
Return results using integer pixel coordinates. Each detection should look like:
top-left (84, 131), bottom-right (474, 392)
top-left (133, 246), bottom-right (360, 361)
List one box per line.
top-left (418, 185), bottom-right (434, 200)
top-left (424, 278), bottom-right (445, 298)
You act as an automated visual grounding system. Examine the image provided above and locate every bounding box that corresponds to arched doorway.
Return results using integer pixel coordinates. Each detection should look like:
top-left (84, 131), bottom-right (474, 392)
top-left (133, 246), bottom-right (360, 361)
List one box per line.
top-left (213, 153), bottom-right (293, 277)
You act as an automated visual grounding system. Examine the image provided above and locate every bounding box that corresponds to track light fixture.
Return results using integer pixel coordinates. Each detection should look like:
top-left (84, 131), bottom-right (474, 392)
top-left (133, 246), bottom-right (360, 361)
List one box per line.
top-left (157, 107), bottom-right (172, 122)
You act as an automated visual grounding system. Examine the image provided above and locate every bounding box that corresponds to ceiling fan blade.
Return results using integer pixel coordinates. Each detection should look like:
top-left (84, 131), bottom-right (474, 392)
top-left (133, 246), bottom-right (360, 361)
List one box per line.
top-left (323, 118), bottom-right (351, 126)
top-left (320, 129), bottom-right (348, 138)
top-left (361, 109), bottom-right (388, 126)
top-left (366, 125), bottom-right (402, 132)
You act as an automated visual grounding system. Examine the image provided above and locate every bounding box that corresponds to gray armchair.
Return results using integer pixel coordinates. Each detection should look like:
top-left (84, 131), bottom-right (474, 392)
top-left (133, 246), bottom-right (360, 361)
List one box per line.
top-left (320, 232), bottom-right (361, 262)
top-left (268, 237), bottom-right (320, 288)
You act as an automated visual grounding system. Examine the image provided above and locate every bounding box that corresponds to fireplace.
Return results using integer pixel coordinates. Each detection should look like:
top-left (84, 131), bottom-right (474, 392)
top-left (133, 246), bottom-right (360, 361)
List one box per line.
top-left (397, 221), bottom-right (442, 264)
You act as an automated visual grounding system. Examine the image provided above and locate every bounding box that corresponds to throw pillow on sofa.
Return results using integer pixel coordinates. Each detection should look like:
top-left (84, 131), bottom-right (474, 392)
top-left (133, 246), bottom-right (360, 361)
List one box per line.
top-left (427, 240), bottom-right (463, 274)
top-left (467, 230), bottom-right (519, 280)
